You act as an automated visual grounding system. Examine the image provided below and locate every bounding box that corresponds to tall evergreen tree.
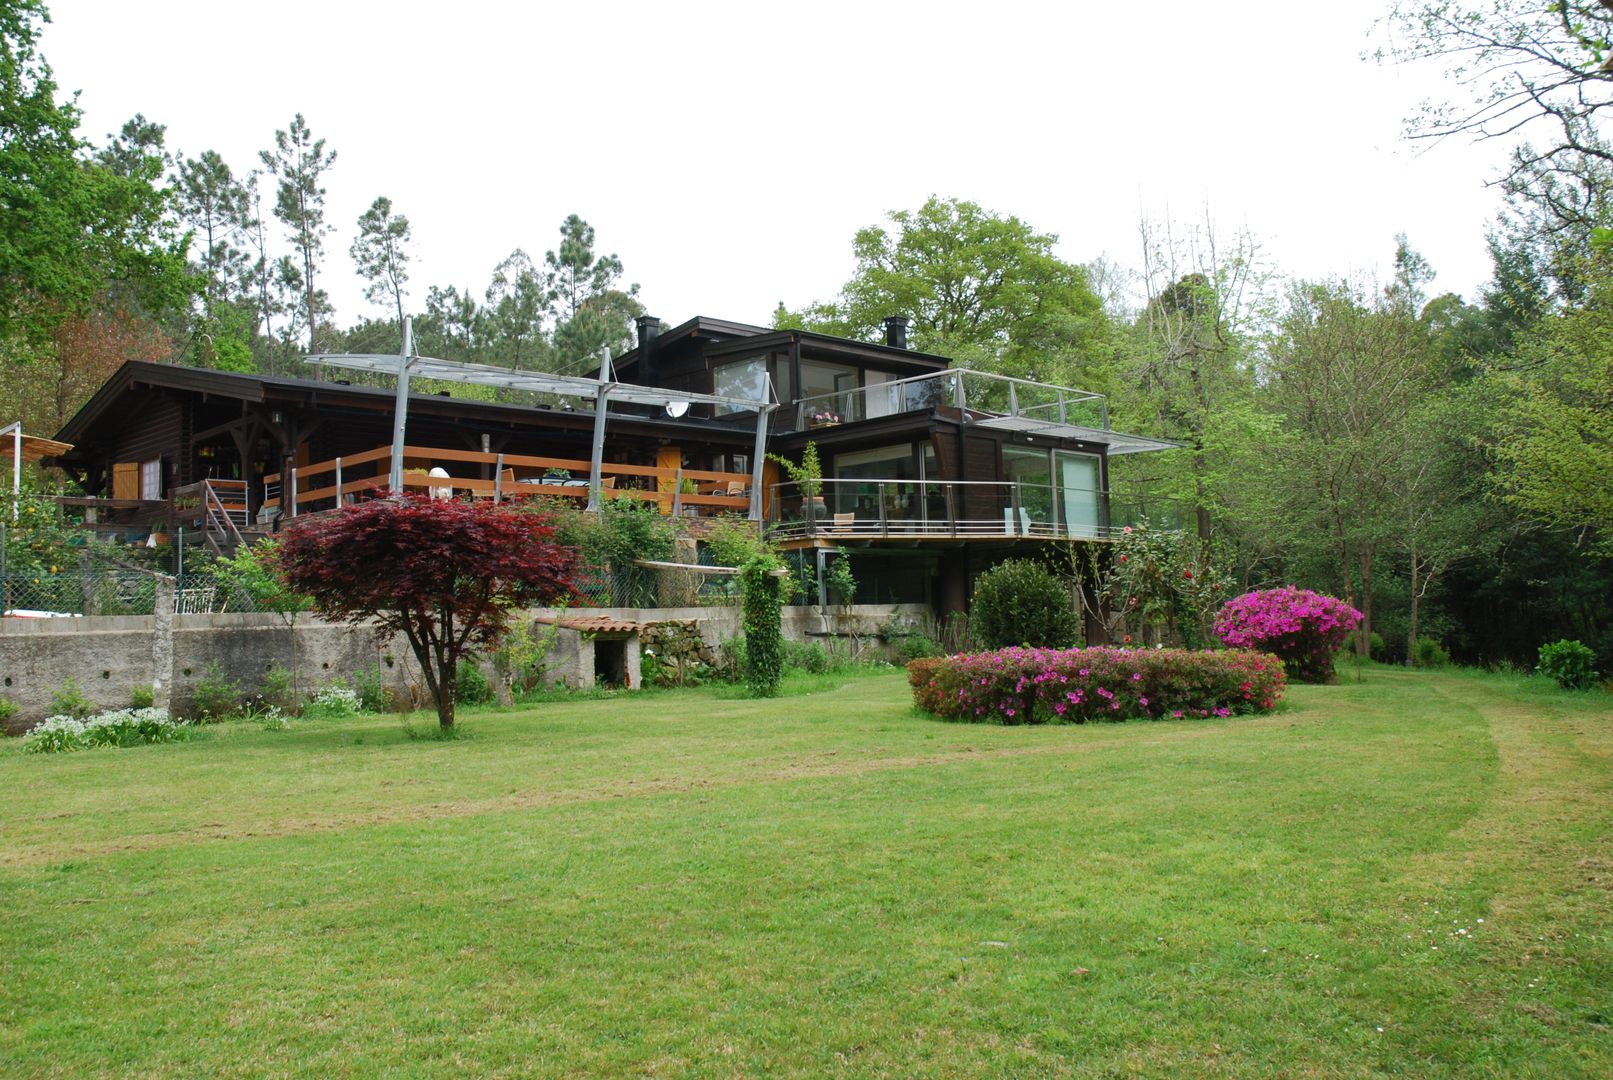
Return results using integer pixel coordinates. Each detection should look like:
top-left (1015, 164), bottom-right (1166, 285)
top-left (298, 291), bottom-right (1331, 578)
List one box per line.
top-left (350, 195), bottom-right (412, 327)
top-left (543, 215), bottom-right (640, 372)
top-left (259, 114), bottom-right (336, 352)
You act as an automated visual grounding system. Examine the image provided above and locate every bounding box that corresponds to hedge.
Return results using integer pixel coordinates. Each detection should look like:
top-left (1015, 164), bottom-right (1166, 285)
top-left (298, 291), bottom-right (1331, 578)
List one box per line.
top-left (908, 646), bottom-right (1286, 725)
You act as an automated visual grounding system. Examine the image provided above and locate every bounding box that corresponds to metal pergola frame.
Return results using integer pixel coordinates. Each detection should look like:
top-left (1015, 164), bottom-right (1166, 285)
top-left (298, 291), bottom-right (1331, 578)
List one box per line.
top-left (306, 319), bottom-right (778, 520)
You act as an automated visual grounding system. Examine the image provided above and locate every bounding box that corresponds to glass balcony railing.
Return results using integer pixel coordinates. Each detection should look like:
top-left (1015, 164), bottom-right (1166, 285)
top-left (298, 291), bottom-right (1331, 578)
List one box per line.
top-left (782, 369), bottom-right (1109, 432)
top-left (766, 478), bottom-right (1181, 541)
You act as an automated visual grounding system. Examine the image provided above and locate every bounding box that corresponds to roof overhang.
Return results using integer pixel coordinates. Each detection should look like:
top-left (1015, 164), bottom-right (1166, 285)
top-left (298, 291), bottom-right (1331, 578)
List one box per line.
top-left (973, 415), bottom-right (1182, 455)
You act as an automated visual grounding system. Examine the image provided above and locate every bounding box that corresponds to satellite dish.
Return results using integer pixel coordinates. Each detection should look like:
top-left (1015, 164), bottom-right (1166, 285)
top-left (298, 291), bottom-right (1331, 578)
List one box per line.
top-left (665, 400), bottom-right (690, 419)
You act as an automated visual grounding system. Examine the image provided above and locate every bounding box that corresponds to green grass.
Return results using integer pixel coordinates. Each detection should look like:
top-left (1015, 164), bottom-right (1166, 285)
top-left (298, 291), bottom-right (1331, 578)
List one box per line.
top-left (2, 666), bottom-right (1610, 1077)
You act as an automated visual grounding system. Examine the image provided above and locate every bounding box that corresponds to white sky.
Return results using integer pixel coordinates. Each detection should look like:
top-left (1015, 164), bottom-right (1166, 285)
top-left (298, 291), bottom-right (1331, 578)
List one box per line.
top-left (45, 0), bottom-right (1514, 329)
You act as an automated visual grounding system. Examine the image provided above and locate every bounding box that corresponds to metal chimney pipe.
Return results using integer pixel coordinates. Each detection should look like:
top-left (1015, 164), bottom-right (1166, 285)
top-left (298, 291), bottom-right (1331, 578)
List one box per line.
top-left (882, 315), bottom-right (909, 350)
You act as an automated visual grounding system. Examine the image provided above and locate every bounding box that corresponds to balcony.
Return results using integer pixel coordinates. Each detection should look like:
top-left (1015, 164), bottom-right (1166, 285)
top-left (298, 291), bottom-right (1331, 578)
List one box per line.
top-left (766, 478), bottom-right (1180, 543)
top-left (776, 368), bottom-right (1180, 456)
top-left (262, 445), bottom-right (753, 520)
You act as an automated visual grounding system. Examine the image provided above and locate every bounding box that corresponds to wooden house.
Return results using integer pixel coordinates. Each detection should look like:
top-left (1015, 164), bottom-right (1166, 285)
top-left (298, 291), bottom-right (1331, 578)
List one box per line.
top-left (45, 314), bottom-right (1178, 615)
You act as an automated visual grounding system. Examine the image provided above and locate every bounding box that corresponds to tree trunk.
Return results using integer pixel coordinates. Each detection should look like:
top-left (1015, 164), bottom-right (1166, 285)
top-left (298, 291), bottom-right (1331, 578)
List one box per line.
top-left (1407, 542), bottom-right (1421, 667)
top-left (437, 663), bottom-right (456, 729)
top-left (1357, 543), bottom-right (1375, 658)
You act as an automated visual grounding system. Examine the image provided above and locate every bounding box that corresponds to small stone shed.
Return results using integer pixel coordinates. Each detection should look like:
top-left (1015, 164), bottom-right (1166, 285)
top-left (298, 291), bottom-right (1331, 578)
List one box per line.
top-left (532, 613), bottom-right (643, 690)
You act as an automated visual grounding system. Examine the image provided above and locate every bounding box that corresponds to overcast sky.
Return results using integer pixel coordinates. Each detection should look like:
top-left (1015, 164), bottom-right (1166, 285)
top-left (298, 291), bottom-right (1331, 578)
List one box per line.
top-left (45, 0), bottom-right (1513, 330)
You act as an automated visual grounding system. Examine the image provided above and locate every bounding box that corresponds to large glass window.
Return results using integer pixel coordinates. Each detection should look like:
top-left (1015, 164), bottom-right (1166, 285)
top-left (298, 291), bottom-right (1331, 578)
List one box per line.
top-left (800, 359), bottom-right (858, 419)
top-left (1003, 446), bottom-right (1052, 531)
top-left (1056, 451), bottom-right (1101, 535)
top-left (713, 357), bottom-right (766, 415)
top-left (833, 443), bottom-right (917, 521)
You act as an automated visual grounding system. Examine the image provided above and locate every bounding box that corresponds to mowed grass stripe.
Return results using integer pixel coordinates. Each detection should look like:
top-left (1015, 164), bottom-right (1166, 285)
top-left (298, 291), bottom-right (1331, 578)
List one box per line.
top-left (2, 669), bottom-right (1609, 1077)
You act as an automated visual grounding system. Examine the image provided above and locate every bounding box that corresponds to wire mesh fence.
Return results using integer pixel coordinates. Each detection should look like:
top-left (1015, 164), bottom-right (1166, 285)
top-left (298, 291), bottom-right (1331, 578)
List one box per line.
top-left (0, 568), bottom-right (268, 617)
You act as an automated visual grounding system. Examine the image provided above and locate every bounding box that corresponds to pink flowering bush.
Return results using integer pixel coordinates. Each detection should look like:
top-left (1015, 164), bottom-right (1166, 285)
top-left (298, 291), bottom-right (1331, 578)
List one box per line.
top-left (1213, 586), bottom-right (1363, 684)
top-left (908, 646), bottom-right (1285, 725)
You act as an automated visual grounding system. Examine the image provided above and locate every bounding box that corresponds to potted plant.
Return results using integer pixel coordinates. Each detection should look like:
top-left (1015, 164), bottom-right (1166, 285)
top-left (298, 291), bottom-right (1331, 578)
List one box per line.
top-left (767, 443), bottom-right (827, 522)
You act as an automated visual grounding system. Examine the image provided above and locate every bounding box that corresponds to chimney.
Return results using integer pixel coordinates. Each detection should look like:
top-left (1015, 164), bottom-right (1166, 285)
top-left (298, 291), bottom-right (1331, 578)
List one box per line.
top-left (882, 315), bottom-right (909, 350)
top-left (635, 314), bottom-right (660, 379)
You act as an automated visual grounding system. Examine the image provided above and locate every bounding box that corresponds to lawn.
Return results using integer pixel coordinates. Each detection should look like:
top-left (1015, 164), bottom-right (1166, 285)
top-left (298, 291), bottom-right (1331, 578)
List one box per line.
top-left (2, 666), bottom-right (1610, 1077)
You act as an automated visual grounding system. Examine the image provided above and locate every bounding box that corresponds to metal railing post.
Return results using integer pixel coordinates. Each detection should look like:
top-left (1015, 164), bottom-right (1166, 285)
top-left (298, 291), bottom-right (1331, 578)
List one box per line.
top-left (493, 452), bottom-right (504, 503)
top-left (288, 467), bottom-right (298, 517)
top-left (334, 457), bottom-right (343, 508)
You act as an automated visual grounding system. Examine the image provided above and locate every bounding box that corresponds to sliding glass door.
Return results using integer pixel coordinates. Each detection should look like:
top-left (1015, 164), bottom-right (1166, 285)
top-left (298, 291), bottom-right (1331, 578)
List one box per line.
top-left (1056, 451), bottom-right (1101, 536)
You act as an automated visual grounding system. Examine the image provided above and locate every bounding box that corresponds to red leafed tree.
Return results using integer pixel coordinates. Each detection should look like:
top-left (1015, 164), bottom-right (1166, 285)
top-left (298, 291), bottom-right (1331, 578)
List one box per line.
top-left (275, 495), bottom-right (579, 729)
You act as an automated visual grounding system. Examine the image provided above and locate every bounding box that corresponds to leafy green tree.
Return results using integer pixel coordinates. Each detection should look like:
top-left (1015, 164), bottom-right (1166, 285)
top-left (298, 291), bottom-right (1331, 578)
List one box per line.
top-left (0, 1), bottom-right (190, 349)
top-left (1491, 270), bottom-right (1613, 552)
top-left (1267, 267), bottom-right (1439, 655)
top-left (780, 196), bottom-right (1110, 385)
top-left (350, 195), bottom-right (411, 327)
top-left (259, 114), bottom-right (336, 352)
top-left (1108, 214), bottom-right (1275, 545)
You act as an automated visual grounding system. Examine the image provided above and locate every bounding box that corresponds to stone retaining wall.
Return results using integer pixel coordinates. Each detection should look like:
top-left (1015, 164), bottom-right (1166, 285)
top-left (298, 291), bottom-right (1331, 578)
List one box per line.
top-left (0, 603), bottom-right (929, 728)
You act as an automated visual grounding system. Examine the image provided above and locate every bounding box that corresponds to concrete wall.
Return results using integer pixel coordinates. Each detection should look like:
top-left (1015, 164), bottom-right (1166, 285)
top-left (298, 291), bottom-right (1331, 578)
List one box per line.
top-left (1, 603), bottom-right (929, 727)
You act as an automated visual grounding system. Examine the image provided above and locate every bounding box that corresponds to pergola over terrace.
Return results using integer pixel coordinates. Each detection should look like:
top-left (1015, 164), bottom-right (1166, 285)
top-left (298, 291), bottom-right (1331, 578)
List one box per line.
top-left (307, 320), bottom-right (778, 521)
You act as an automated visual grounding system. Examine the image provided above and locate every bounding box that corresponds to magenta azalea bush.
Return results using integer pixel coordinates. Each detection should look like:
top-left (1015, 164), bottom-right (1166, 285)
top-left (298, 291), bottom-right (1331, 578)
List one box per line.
top-left (908, 646), bottom-right (1285, 725)
top-left (1213, 586), bottom-right (1363, 684)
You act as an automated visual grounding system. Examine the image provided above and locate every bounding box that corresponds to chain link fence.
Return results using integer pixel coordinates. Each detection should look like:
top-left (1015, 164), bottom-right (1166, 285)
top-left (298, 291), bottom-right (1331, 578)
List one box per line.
top-left (1, 568), bottom-right (267, 617)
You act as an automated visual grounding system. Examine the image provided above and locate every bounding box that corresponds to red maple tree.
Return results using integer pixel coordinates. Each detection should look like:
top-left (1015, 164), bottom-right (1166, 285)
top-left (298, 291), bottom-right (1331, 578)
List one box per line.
top-left (275, 495), bottom-right (579, 728)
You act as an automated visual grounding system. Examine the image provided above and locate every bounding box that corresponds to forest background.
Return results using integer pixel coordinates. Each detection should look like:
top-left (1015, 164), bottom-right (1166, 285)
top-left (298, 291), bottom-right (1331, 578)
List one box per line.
top-left (2, 0), bottom-right (1609, 670)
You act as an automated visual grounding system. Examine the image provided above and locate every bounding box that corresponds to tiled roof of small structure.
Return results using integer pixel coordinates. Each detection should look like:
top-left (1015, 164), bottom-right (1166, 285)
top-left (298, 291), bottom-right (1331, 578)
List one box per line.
top-left (531, 614), bottom-right (642, 635)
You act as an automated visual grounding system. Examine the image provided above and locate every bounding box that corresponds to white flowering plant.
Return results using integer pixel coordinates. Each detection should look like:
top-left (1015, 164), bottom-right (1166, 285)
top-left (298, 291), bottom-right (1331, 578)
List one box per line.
top-left (304, 683), bottom-right (361, 719)
top-left (22, 708), bottom-right (196, 754)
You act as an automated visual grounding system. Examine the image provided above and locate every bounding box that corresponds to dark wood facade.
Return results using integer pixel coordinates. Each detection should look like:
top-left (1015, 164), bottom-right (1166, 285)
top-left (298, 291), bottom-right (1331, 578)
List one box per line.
top-left (51, 315), bottom-right (1171, 613)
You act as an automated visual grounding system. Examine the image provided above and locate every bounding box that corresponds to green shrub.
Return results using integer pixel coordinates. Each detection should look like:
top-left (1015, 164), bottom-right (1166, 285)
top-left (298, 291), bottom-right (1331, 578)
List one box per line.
top-left (0, 697), bottom-right (17, 726)
top-left (212, 539), bottom-right (311, 612)
top-left (1368, 632), bottom-right (1388, 663)
top-left (190, 662), bottom-right (240, 721)
top-left (702, 515), bottom-right (771, 569)
top-left (1412, 637), bottom-right (1450, 669)
top-left (50, 677), bottom-right (93, 720)
top-left (970, 559), bottom-right (1079, 650)
top-left (714, 636), bottom-right (747, 683)
top-left (894, 634), bottom-right (945, 664)
top-left (130, 684), bottom-right (155, 710)
top-left (455, 661), bottom-right (492, 705)
top-left (257, 664), bottom-right (297, 714)
top-left (351, 665), bottom-right (388, 712)
top-left (785, 639), bottom-right (831, 674)
top-left (1538, 639), bottom-right (1599, 690)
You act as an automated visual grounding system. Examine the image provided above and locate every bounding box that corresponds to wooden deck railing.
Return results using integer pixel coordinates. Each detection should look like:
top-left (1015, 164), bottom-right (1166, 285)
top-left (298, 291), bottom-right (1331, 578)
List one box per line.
top-left (263, 445), bottom-right (753, 519)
